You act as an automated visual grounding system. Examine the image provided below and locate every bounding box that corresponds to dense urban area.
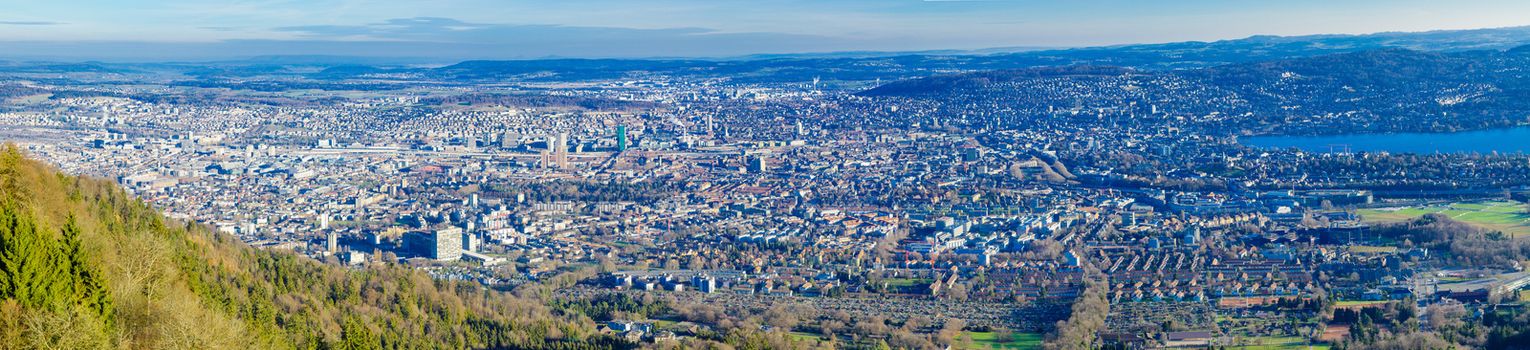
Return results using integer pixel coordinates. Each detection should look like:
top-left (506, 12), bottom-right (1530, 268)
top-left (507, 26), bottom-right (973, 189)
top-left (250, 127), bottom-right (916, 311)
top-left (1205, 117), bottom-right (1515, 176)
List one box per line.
top-left (6, 28), bottom-right (1530, 349)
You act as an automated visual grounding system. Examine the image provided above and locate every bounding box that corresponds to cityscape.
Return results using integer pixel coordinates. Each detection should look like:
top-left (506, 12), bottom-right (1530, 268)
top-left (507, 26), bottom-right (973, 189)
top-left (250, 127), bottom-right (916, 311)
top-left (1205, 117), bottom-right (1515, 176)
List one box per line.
top-left (4, 1), bottom-right (1530, 349)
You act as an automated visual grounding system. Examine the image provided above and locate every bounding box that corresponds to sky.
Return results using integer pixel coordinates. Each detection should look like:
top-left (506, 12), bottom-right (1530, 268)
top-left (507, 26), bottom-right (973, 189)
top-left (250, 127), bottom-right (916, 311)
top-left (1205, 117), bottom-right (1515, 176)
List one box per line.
top-left (2, 0), bottom-right (1529, 60)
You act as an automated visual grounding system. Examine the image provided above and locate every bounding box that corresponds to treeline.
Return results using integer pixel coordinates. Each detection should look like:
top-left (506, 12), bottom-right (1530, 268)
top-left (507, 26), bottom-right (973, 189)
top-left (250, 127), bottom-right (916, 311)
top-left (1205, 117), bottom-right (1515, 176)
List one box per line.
top-left (1328, 301), bottom-right (1458, 350)
top-left (552, 293), bottom-right (670, 322)
top-left (1042, 265), bottom-right (1109, 350)
top-left (419, 93), bottom-right (656, 111)
top-left (1329, 295), bottom-right (1530, 349)
top-left (1332, 300), bottom-right (1418, 344)
top-left (0, 84), bottom-right (46, 99)
top-left (1373, 213), bottom-right (1530, 267)
top-left (492, 181), bottom-right (680, 204)
top-left (668, 299), bottom-right (978, 349)
top-left (169, 80), bottom-right (408, 92)
top-left (0, 145), bottom-right (634, 349)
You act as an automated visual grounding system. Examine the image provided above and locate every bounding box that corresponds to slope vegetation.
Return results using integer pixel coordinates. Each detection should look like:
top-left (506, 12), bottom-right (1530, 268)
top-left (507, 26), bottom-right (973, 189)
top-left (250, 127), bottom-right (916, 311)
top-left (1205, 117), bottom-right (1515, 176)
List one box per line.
top-left (0, 145), bottom-right (629, 349)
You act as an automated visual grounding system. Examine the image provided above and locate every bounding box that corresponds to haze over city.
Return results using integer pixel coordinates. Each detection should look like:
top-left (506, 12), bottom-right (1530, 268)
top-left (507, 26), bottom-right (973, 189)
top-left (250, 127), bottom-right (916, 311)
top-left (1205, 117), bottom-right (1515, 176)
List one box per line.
top-left (4, 0), bottom-right (1530, 59)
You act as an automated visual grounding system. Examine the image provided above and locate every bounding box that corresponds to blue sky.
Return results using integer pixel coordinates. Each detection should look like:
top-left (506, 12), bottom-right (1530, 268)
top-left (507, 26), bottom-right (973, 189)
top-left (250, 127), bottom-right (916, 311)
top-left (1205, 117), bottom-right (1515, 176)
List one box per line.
top-left (2, 0), bottom-right (1529, 59)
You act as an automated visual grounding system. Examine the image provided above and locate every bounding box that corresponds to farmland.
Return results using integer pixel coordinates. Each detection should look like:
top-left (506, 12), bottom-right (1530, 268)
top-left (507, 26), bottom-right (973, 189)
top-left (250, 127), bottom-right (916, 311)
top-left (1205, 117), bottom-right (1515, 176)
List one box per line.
top-left (1359, 201), bottom-right (1530, 237)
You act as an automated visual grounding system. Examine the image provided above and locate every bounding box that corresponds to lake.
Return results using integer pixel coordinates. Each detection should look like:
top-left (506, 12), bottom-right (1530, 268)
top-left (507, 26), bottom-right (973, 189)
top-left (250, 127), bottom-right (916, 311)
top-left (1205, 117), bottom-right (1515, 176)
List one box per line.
top-left (1240, 126), bottom-right (1530, 154)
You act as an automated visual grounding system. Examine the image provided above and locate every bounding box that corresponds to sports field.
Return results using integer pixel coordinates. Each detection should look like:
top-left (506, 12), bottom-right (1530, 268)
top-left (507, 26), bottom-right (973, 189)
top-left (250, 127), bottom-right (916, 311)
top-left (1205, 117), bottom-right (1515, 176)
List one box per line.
top-left (961, 332), bottom-right (1043, 349)
top-left (1357, 201), bottom-right (1530, 238)
top-left (1224, 336), bottom-right (1330, 350)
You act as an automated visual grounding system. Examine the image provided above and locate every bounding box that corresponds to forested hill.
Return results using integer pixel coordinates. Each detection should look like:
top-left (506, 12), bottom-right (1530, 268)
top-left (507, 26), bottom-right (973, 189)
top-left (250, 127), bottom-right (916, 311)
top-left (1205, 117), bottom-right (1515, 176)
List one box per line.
top-left (0, 145), bottom-right (631, 349)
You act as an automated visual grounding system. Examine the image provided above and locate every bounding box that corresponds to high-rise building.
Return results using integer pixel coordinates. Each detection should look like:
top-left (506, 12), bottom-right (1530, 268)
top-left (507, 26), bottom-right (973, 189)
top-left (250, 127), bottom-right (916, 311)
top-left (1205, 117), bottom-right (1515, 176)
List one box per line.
top-left (692, 274), bottom-right (717, 293)
top-left (748, 155), bottom-right (767, 173)
top-left (616, 125), bottom-right (628, 151)
top-left (432, 227), bottom-right (464, 261)
top-left (463, 232), bottom-right (481, 252)
top-left (555, 132), bottom-right (570, 168)
top-left (326, 230), bottom-right (338, 253)
top-left (1183, 225), bottom-right (1202, 245)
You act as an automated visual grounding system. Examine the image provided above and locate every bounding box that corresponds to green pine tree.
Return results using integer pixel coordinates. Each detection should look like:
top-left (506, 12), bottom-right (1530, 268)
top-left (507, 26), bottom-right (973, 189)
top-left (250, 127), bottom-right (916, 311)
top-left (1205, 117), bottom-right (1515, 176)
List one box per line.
top-left (0, 146), bottom-right (26, 204)
top-left (59, 215), bottom-right (113, 322)
top-left (339, 317), bottom-right (380, 350)
top-left (0, 202), bottom-right (70, 309)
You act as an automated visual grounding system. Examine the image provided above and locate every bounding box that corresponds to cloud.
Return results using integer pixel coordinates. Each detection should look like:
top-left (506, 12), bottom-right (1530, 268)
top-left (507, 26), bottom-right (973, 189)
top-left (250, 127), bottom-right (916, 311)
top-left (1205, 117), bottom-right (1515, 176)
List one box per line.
top-left (272, 17), bottom-right (714, 42)
top-left (252, 16), bottom-right (872, 58)
top-left (0, 17), bottom-right (880, 61)
top-left (0, 20), bottom-right (62, 26)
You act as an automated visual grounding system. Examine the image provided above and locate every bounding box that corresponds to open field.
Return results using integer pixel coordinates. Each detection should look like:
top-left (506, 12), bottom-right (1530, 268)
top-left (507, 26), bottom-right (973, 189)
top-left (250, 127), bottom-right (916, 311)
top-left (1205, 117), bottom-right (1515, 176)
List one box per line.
top-left (1225, 336), bottom-right (1329, 350)
top-left (883, 278), bottom-right (933, 287)
top-left (1359, 201), bottom-right (1530, 238)
top-left (1333, 300), bottom-right (1388, 307)
top-left (5, 93), bottom-right (54, 104)
top-left (961, 332), bottom-right (1043, 349)
top-left (787, 331), bottom-right (826, 344)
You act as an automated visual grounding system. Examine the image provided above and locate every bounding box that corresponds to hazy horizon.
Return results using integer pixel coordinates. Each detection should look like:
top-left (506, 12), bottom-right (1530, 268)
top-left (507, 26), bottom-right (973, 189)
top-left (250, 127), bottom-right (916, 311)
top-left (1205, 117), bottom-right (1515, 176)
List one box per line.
top-left (4, 0), bottom-right (1530, 61)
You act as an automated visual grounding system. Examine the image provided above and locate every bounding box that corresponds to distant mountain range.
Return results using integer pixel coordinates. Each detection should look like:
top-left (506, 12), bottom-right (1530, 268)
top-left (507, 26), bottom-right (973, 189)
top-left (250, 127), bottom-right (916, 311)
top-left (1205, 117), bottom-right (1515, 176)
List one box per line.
top-left (5, 26), bottom-right (1530, 84)
top-left (384, 26), bottom-right (1530, 82)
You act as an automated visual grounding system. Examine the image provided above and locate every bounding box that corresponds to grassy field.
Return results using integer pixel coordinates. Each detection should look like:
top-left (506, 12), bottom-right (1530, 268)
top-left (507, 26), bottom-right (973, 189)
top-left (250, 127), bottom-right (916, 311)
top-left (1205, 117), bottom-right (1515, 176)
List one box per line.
top-left (5, 93), bottom-right (53, 105)
top-left (651, 319), bottom-right (679, 328)
top-left (882, 278), bottom-right (933, 287)
top-left (1333, 300), bottom-right (1389, 308)
top-left (1358, 201), bottom-right (1530, 238)
top-left (961, 332), bottom-right (1044, 349)
top-left (1225, 336), bottom-right (1329, 350)
top-left (787, 331), bottom-right (826, 344)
